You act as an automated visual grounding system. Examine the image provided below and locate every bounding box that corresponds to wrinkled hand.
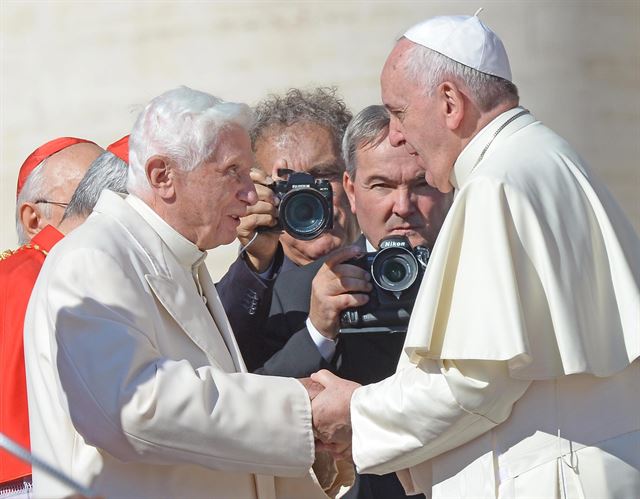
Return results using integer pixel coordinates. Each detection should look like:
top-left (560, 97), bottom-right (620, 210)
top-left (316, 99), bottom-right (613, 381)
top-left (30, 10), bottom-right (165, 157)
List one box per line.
top-left (308, 246), bottom-right (372, 339)
top-left (311, 370), bottom-right (360, 459)
top-left (237, 167), bottom-right (280, 272)
top-left (298, 377), bottom-right (325, 400)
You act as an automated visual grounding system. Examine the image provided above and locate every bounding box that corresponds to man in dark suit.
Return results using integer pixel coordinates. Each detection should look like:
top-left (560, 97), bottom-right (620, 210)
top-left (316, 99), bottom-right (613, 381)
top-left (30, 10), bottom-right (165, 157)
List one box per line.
top-left (219, 104), bottom-right (452, 498)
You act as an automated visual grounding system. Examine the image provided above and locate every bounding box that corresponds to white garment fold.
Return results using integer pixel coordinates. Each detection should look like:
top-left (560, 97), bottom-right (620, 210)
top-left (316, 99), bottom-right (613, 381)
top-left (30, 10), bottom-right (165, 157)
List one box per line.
top-left (350, 108), bottom-right (640, 497)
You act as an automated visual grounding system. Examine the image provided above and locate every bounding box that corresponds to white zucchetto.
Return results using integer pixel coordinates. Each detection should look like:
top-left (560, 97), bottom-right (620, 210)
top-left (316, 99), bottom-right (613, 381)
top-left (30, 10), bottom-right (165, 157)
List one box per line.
top-left (403, 13), bottom-right (512, 82)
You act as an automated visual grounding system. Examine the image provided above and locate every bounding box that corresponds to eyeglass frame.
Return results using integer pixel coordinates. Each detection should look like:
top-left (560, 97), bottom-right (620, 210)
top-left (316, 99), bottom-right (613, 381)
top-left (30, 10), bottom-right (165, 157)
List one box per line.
top-left (34, 200), bottom-right (69, 209)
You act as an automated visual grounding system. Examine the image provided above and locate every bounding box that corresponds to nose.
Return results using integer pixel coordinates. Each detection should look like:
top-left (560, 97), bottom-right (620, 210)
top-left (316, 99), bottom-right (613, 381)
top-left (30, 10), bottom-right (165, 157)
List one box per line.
top-left (388, 116), bottom-right (406, 147)
top-left (239, 176), bottom-right (258, 206)
top-left (393, 188), bottom-right (415, 218)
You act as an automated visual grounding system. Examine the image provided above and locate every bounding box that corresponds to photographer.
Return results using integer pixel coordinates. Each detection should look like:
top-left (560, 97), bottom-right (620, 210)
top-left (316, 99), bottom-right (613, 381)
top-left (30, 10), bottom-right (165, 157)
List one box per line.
top-left (251, 105), bottom-right (452, 499)
top-left (255, 106), bottom-right (451, 379)
top-left (216, 88), bottom-right (359, 371)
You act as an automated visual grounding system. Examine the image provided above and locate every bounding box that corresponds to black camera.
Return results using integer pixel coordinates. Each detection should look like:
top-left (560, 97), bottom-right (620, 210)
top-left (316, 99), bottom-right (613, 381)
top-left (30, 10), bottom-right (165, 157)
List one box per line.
top-left (264, 170), bottom-right (333, 240)
top-left (340, 235), bottom-right (430, 332)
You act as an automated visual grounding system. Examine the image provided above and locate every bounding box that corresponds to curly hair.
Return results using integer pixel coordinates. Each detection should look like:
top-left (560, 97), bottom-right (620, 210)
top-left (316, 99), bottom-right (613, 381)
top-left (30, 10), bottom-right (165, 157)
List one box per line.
top-left (251, 87), bottom-right (352, 155)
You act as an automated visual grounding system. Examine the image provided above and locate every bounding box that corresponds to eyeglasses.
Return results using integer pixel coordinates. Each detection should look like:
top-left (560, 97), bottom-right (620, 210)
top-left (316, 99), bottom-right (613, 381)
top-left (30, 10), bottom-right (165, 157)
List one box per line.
top-left (34, 200), bottom-right (69, 209)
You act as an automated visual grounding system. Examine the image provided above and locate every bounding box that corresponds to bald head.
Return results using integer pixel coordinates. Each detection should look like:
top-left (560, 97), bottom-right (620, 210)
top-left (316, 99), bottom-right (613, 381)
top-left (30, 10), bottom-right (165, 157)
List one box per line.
top-left (16, 142), bottom-right (103, 243)
top-left (42, 142), bottom-right (104, 195)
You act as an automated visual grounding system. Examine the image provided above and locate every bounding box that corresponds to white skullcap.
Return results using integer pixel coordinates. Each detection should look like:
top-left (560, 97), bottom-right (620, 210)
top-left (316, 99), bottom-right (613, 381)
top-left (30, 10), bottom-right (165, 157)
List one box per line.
top-left (403, 11), bottom-right (512, 82)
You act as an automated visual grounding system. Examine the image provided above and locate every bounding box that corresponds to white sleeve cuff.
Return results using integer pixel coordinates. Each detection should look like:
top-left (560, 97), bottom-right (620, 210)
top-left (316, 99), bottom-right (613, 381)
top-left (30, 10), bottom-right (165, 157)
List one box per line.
top-left (305, 317), bottom-right (337, 362)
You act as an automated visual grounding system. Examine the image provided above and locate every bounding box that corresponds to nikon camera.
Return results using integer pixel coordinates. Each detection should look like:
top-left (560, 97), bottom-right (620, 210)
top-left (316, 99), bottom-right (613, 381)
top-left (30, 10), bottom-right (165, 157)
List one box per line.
top-left (264, 170), bottom-right (333, 240)
top-left (339, 235), bottom-right (430, 332)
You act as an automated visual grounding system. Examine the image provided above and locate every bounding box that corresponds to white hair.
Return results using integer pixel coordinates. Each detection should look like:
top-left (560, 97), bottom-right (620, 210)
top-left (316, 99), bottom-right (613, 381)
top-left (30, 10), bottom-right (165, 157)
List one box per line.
top-left (15, 160), bottom-right (52, 244)
top-left (127, 86), bottom-right (254, 195)
top-left (402, 40), bottom-right (519, 112)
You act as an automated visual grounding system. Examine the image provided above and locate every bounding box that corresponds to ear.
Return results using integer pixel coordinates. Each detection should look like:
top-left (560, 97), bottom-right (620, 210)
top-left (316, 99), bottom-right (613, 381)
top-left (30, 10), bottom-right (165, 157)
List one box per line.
top-left (146, 156), bottom-right (175, 200)
top-left (438, 81), bottom-right (465, 131)
top-left (343, 171), bottom-right (357, 214)
top-left (19, 202), bottom-right (43, 241)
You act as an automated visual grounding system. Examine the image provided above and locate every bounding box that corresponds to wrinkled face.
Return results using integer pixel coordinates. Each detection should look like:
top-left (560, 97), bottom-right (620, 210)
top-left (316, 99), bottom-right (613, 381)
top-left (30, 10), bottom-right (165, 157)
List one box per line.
top-left (344, 134), bottom-right (452, 249)
top-left (255, 122), bottom-right (358, 266)
top-left (381, 39), bottom-right (458, 193)
top-left (172, 125), bottom-right (257, 250)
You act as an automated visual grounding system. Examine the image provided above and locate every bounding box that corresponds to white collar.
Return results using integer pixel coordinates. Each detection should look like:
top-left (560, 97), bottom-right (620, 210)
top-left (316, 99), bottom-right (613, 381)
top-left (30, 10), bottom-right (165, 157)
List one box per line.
top-left (450, 106), bottom-right (533, 189)
top-left (126, 194), bottom-right (206, 270)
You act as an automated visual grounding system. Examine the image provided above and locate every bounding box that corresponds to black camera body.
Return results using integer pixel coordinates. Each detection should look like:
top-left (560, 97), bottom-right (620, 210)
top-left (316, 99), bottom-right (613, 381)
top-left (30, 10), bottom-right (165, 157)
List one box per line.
top-left (340, 235), bottom-right (430, 332)
top-left (267, 170), bottom-right (333, 240)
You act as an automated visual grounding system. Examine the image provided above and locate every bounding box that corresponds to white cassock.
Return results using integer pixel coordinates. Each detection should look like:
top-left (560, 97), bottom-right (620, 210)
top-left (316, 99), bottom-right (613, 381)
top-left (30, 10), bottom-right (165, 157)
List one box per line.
top-left (350, 108), bottom-right (640, 498)
top-left (23, 192), bottom-right (327, 499)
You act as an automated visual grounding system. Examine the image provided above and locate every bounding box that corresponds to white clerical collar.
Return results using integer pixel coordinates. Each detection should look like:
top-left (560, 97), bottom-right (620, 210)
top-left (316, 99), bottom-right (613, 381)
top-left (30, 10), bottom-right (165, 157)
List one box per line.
top-left (126, 194), bottom-right (206, 269)
top-left (365, 238), bottom-right (376, 252)
top-left (450, 106), bottom-right (530, 190)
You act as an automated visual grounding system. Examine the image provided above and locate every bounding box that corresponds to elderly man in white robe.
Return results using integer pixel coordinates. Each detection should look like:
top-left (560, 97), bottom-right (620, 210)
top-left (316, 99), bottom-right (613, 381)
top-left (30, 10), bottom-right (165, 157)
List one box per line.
top-left (23, 87), bottom-right (328, 499)
top-left (310, 13), bottom-right (640, 498)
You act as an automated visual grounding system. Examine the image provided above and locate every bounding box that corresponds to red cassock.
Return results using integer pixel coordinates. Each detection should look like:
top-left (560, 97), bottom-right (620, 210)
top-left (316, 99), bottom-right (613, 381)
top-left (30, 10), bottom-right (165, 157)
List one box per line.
top-left (0, 225), bottom-right (63, 483)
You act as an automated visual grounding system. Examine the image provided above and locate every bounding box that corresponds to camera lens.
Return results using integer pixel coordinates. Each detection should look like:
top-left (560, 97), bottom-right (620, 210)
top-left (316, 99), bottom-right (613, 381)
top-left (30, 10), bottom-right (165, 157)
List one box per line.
top-left (371, 248), bottom-right (418, 292)
top-left (280, 189), bottom-right (331, 240)
top-left (289, 197), bottom-right (316, 225)
top-left (382, 259), bottom-right (408, 283)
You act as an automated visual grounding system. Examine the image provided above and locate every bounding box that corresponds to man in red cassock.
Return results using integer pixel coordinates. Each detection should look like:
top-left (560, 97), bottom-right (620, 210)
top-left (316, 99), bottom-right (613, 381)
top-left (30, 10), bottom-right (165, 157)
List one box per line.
top-left (0, 137), bottom-right (102, 498)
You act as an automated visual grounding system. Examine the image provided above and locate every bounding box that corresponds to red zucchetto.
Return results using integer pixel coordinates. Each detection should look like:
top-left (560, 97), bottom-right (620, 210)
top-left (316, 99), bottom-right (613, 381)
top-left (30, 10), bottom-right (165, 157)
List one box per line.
top-left (107, 135), bottom-right (130, 164)
top-left (17, 137), bottom-right (97, 198)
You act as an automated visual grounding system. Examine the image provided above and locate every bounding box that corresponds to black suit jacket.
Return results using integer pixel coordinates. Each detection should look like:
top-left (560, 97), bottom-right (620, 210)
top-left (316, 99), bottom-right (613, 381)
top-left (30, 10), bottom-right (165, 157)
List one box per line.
top-left (216, 237), bottom-right (423, 499)
top-left (260, 247), bottom-right (408, 384)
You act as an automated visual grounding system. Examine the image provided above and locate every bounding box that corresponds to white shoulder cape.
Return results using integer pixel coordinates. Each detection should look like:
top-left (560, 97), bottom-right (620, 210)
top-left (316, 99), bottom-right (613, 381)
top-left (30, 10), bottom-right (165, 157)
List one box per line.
top-left (403, 109), bottom-right (640, 379)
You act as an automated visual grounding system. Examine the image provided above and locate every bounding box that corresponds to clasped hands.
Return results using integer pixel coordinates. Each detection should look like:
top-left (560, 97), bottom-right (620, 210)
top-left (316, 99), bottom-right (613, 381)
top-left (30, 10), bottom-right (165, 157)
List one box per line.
top-left (242, 167), bottom-right (364, 459)
top-left (299, 245), bottom-right (371, 459)
top-left (300, 371), bottom-right (361, 461)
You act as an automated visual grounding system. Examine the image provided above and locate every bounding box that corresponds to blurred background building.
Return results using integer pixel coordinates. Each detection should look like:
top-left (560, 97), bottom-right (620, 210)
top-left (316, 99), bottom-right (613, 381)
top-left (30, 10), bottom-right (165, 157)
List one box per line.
top-left (1, 0), bottom-right (638, 279)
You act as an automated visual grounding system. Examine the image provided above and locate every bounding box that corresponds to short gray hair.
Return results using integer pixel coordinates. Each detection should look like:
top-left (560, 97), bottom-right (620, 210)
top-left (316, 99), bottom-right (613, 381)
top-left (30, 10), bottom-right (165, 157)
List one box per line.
top-left (15, 161), bottom-right (51, 244)
top-left (403, 40), bottom-right (519, 112)
top-left (251, 87), bottom-right (352, 158)
top-left (62, 151), bottom-right (128, 221)
top-left (127, 86), bottom-right (254, 195)
top-left (342, 105), bottom-right (390, 178)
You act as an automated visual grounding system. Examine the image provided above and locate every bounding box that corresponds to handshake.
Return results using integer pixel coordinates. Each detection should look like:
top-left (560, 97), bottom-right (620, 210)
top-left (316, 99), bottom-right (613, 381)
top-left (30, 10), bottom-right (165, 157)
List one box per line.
top-left (300, 371), bottom-right (362, 460)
